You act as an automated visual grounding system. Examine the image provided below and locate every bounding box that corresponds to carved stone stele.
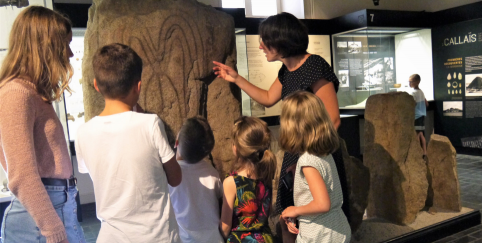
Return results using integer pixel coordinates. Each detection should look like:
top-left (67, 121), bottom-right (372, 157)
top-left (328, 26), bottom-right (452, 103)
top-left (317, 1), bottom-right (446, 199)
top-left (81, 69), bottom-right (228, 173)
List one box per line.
top-left (339, 139), bottom-right (369, 233)
top-left (426, 134), bottom-right (461, 212)
top-left (82, 0), bottom-right (241, 176)
top-left (364, 92), bottom-right (428, 225)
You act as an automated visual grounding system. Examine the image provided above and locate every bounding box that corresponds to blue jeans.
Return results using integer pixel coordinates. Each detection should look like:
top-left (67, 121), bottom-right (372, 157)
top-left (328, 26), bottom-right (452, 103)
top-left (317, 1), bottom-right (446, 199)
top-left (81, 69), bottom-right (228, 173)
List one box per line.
top-left (1, 185), bottom-right (85, 243)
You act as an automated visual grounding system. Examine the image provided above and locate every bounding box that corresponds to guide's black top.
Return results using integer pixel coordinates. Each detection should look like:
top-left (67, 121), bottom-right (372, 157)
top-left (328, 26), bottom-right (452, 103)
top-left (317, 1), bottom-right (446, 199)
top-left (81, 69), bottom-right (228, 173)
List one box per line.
top-left (276, 54), bottom-right (340, 214)
top-left (278, 54), bottom-right (340, 99)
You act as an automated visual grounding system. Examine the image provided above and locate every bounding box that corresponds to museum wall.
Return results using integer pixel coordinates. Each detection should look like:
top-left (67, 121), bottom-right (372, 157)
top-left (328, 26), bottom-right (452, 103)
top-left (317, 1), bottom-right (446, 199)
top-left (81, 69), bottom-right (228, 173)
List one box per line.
top-left (279, 0), bottom-right (305, 19)
top-left (0, 0), bottom-right (54, 49)
top-left (395, 29), bottom-right (434, 100)
top-left (308, 0), bottom-right (482, 20)
top-left (197, 0), bottom-right (221, 7)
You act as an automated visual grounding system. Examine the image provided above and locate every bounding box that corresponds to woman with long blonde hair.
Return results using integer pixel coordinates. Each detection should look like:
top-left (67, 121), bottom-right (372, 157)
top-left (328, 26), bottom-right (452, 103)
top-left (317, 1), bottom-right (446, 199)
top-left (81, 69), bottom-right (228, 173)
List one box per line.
top-left (0, 6), bottom-right (85, 243)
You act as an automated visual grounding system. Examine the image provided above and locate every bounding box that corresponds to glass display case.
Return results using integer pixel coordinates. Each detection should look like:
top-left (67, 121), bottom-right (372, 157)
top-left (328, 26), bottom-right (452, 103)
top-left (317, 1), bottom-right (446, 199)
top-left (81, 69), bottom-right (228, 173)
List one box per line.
top-left (64, 28), bottom-right (87, 142)
top-left (332, 27), bottom-right (434, 109)
top-left (236, 28), bottom-right (251, 116)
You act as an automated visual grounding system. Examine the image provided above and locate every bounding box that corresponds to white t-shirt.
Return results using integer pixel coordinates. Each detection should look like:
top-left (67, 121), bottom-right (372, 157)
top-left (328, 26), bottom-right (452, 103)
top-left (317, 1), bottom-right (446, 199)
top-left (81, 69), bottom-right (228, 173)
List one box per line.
top-left (75, 111), bottom-right (179, 243)
top-left (169, 160), bottom-right (223, 243)
top-left (408, 88), bottom-right (427, 119)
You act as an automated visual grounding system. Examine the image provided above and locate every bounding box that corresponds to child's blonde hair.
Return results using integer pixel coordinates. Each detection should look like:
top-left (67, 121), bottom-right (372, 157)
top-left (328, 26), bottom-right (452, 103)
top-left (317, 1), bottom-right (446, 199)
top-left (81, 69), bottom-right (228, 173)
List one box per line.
top-left (232, 116), bottom-right (276, 187)
top-left (280, 91), bottom-right (339, 156)
top-left (0, 6), bottom-right (73, 103)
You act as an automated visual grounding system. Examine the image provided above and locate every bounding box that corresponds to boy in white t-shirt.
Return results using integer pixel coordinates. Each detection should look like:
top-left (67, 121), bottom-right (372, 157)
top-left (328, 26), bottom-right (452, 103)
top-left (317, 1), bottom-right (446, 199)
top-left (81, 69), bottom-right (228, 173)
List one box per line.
top-left (75, 43), bottom-right (181, 242)
top-left (169, 117), bottom-right (223, 243)
top-left (409, 74), bottom-right (429, 157)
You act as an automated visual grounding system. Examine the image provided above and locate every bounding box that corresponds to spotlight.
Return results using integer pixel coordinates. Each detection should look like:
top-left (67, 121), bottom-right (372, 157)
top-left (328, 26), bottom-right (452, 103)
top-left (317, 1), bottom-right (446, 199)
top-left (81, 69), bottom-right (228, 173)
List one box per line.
top-left (373, 0), bottom-right (379, 6)
top-left (0, 0), bottom-right (29, 8)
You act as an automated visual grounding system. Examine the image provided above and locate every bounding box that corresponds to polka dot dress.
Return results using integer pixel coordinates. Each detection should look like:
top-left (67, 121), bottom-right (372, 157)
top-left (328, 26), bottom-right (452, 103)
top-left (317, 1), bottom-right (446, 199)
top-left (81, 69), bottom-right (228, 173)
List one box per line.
top-left (276, 54), bottom-right (340, 215)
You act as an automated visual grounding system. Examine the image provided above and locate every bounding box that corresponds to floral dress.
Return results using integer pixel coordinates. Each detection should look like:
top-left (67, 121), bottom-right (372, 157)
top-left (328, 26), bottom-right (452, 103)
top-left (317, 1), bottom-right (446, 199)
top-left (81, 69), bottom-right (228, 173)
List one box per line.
top-left (227, 173), bottom-right (273, 243)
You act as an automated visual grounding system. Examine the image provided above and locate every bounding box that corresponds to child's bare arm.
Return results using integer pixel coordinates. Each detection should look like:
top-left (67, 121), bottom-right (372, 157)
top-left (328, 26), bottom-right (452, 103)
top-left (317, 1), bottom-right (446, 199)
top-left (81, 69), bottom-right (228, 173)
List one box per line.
top-left (162, 155), bottom-right (182, 187)
top-left (425, 99), bottom-right (429, 107)
top-left (220, 176), bottom-right (236, 240)
top-left (281, 166), bottom-right (330, 219)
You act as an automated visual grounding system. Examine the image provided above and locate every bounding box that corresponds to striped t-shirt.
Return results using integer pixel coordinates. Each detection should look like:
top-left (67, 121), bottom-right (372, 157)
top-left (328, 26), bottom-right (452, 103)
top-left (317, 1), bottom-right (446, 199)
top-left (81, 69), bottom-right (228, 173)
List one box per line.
top-left (409, 88), bottom-right (426, 119)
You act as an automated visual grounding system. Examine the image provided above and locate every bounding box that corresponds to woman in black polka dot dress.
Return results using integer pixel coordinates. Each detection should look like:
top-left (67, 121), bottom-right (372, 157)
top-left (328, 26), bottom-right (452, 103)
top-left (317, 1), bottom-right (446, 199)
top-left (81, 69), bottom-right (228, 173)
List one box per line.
top-left (213, 12), bottom-right (348, 242)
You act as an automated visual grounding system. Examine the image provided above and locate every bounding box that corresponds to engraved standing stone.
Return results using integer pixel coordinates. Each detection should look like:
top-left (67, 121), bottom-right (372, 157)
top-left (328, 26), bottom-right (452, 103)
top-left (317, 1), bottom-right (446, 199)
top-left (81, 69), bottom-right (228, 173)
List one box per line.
top-left (82, 0), bottom-right (240, 176)
top-left (426, 134), bottom-right (461, 211)
top-left (364, 92), bottom-right (428, 225)
top-left (339, 139), bottom-right (369, 233)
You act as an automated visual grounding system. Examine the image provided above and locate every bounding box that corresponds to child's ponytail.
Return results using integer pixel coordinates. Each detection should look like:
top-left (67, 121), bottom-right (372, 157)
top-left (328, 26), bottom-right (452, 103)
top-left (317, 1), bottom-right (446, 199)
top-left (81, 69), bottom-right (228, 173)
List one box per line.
top-left (255, 149), bottom-right (276, 188)
top-left (232, 116), bottom-right (277, 187)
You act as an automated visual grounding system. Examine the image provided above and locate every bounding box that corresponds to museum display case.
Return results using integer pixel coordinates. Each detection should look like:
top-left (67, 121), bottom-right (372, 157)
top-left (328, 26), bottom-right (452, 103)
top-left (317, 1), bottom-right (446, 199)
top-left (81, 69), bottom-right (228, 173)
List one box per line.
top-left (332, 27), bottom-right (434, 109)
top-left (64, 28), bottom-right (86, 142)
top-left (236, 28), bottom-right (251, 117)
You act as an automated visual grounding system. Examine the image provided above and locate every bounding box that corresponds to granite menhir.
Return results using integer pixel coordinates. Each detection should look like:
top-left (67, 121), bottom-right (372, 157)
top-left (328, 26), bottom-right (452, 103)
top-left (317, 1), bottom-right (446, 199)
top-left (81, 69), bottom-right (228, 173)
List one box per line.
top-left (364, 92), bottom-right (428, 225)
top-left (82, 0), bottom-right (241, 177)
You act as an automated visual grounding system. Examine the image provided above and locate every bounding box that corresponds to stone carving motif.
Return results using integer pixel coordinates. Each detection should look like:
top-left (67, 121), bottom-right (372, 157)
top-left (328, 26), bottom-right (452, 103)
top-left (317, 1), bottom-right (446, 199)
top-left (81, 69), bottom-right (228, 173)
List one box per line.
top-left (82, 0), bottom-right (240, 176)
top-left (426, 134), bottom-right (461, 211)
top-left (339, 139), bottom-right (369, 233)
top-left (364, 92), bottom-right (428, 225)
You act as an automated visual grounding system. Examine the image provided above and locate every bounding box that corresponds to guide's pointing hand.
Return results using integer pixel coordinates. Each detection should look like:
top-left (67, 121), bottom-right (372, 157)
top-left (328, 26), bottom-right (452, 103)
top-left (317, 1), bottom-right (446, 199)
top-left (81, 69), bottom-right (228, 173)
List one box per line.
top-left (213, 61), bottom-right (239, 83)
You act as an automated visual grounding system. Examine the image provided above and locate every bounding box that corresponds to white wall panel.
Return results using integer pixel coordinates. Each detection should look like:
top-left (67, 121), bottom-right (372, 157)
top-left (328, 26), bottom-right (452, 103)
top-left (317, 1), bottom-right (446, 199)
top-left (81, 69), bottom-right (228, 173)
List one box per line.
top-left (395, 29), bottom-right (434, 100)
top-left (222, 0), bottom-right (245, 8)
top-left (0, 0), bottom-right (52, 50)
top-left (280, 0), bottom-right (304, 19)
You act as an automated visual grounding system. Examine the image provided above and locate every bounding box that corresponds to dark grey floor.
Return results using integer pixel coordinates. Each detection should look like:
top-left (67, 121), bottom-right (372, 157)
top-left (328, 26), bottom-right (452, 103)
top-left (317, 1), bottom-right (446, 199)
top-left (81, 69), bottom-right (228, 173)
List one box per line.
top-left (432, 154), bottom-right (482, 243)
top-left (78, 154), bottom-right (482, 243)
top-left (434, 225), bottom-right (482, 243)
top-left (456, 154), bottom-right (482, 210)
top-left (79, 203), bottom-right (100, 243)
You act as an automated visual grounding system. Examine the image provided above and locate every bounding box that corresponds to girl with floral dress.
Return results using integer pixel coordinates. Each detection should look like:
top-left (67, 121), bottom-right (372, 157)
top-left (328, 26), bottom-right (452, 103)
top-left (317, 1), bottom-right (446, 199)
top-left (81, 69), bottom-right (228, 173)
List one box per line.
top-left (220, 117), bottom-right (277, 243)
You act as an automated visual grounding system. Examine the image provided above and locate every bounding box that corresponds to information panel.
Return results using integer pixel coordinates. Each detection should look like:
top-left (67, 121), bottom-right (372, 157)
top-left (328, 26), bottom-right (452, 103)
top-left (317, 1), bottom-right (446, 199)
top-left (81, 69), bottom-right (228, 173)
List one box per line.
top-left (333, 34), bottom-right (396, 108)
top-left (433, 19), bottom-right (482, 148)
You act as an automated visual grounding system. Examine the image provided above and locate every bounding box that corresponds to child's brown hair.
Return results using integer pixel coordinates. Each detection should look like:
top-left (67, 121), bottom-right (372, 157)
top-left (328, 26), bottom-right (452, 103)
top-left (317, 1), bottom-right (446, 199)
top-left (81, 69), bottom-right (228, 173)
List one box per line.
top-left (232, 116), bottom-right (276, 187)
top-left (92, 43), bottom-right (143, 99)
top-left (280, 91), bottom-right (339, 156)
top-left (178, 116), bottom-right (215, 164)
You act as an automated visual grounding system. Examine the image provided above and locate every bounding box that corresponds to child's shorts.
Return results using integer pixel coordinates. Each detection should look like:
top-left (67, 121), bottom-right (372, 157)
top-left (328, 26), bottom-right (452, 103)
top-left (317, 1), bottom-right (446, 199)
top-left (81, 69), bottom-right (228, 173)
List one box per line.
top-left (415, 116), bottom-right (425, 134)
